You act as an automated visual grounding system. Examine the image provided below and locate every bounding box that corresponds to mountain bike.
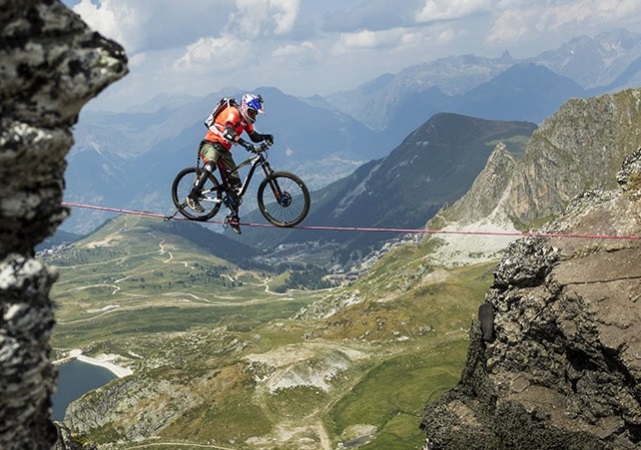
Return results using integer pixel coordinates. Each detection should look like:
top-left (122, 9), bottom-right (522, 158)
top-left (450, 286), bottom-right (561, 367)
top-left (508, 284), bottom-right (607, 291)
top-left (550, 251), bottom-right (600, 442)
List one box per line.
top-left (170, 141), bottom-right (310, 227)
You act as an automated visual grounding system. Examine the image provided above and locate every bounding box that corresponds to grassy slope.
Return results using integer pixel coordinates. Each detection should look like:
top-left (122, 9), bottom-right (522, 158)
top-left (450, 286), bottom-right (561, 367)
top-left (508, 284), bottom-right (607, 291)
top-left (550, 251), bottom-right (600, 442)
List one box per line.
top-left (50, 215), bottom-right (307, 347)
top-left (46, 216), bottom-right (495, 449)
top-left (320, 247), bottom-right (495, 450)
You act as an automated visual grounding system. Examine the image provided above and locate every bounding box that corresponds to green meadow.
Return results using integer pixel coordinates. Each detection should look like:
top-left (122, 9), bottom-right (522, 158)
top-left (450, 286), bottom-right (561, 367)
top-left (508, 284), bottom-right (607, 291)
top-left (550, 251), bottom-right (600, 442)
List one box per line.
top-left (45, 214), bottom-right (496, 449)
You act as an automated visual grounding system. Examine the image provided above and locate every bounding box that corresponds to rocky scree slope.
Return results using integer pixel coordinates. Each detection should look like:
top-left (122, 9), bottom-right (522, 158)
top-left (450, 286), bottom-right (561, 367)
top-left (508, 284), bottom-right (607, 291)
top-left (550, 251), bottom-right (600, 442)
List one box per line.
top-left (420, 149), bottom-right (641, 449)
top-left (1, 1), bottom-right (127, 449)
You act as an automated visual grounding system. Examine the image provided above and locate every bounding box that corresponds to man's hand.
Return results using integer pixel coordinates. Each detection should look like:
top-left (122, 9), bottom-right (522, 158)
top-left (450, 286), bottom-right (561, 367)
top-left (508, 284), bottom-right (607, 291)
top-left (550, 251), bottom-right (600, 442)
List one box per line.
top-left (262, 134), bottom-right (274, 145)
top-left (222, 126), bottom-right (237, 142)
top-left (238, 139), bottom-right (254, 152)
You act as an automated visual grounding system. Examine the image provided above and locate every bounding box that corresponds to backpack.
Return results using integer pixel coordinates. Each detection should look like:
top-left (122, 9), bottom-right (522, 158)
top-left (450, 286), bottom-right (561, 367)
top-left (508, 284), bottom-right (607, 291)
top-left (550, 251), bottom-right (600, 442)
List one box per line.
top-left (204, 97), bottom-right (238, 129)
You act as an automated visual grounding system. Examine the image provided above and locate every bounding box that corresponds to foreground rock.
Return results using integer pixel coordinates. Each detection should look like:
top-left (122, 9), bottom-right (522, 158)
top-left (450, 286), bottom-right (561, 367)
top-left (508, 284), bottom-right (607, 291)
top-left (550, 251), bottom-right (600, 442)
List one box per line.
top-left (420, 150), bottom-right (641, 449)
top-left (0, 1), bottom-right (126, 449)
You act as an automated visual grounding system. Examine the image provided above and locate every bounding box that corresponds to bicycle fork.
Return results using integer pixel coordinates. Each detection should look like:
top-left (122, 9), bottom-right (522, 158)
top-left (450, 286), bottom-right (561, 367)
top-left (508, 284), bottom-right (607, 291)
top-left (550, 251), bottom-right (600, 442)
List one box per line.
top-left (261, 162), bottom-right (286, 203)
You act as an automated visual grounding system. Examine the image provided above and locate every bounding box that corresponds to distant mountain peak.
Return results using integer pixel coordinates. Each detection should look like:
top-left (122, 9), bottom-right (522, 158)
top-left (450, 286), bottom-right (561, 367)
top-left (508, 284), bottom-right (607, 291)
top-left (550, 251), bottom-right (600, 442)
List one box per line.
top-left (532, 28), bottom-right (641, 88)
top-left (326, 28), bottom-right (641, 131)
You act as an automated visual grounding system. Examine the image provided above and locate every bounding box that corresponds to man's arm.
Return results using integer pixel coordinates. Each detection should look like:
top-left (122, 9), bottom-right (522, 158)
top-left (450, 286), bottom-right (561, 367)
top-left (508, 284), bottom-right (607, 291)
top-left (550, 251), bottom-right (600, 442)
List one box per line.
top-left (247, 130), bottom-right (273, 144)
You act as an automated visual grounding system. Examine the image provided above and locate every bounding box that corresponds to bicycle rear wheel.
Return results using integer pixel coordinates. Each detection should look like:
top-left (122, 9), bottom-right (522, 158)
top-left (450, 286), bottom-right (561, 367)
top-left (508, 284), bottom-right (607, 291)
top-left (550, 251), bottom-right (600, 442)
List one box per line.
top-left (171, 167), bottom-right (222, 221)
top-left (257, 172), bottom-right (310, 227)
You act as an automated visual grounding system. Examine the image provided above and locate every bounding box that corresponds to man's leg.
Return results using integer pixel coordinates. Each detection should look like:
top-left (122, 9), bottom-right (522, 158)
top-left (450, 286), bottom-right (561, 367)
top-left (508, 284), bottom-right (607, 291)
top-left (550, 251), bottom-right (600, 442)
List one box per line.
top-left (224, 214), bottom-right (242, 235)
top-left (218, 151), bottom-right (242, 234)
top-left (219, 151), bottom-right (242, 194)
top-left (186, 142), bottom-right (220, 212)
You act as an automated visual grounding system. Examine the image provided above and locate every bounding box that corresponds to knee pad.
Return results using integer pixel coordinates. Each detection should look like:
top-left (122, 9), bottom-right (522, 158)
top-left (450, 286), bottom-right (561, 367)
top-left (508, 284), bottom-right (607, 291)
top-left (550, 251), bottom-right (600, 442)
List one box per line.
top-left (203, 161), bottom-right (216, 174)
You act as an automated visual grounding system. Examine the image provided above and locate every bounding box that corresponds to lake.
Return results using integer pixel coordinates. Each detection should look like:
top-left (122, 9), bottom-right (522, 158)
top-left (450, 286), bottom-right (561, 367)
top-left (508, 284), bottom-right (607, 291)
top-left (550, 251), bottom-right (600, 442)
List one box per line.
top-left (52, 359), bottom-right (117, 421)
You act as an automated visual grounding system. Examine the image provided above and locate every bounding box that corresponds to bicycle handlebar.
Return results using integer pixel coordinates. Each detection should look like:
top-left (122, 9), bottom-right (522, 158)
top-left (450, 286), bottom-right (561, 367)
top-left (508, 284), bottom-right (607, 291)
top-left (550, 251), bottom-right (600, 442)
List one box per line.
top-left (246, 141), bottom-right (272, 154)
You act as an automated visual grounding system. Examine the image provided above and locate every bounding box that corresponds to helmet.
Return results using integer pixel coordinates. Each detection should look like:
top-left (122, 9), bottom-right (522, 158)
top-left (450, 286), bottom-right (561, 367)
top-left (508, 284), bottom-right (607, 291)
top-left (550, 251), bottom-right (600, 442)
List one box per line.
top-left (240, 93), bottom-right (264, 124)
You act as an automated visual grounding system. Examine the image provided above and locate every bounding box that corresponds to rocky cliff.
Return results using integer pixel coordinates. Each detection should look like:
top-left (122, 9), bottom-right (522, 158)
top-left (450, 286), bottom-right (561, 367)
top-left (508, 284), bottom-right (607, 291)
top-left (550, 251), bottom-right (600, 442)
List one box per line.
top-left (420, 150), bottom-right (641, 449)
top-left (504, 90), bottom-right (641, 225)
top-left (428, 88), bottom-right (641, 267)
top-left (0, 1), bottom-right (127, 449)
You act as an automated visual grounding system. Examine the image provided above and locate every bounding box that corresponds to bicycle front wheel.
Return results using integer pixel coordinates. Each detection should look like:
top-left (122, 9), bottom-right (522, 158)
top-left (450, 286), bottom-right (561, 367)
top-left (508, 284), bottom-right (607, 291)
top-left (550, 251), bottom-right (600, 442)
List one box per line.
top-left (257, 172), bottom-right (310, 227)
top-left (171, 167), bottom-right (222, 221)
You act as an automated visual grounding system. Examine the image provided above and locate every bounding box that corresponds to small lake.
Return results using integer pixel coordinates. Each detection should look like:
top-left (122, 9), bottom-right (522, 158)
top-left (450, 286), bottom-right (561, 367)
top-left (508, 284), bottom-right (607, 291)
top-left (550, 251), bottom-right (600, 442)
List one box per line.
top-left (52, 359), bottom-right (117, 421)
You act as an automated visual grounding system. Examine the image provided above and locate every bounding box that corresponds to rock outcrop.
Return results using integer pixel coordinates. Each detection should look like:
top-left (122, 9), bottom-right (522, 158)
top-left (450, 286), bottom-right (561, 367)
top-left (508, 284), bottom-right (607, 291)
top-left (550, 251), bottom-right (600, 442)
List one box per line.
top-left (0, 1), bottom-right (127, 449)
top-left (420, 150), bottom-right (641, 449)
top-left (504, 90), bottom-right (641, 225)
top-left (428, 89), bottom-right (641, 267)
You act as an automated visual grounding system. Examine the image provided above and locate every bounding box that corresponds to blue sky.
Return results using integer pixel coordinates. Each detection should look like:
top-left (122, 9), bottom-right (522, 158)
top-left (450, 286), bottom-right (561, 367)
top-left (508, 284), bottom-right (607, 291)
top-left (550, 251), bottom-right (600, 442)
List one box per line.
top-left (61, 0), bottom-right (641, 111)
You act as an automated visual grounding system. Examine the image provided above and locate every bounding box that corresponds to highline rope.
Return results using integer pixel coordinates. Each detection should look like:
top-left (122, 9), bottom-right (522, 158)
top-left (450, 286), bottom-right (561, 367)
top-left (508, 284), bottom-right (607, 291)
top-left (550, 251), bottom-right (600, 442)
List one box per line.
top-left (60, 201), bottom-right (641, 241)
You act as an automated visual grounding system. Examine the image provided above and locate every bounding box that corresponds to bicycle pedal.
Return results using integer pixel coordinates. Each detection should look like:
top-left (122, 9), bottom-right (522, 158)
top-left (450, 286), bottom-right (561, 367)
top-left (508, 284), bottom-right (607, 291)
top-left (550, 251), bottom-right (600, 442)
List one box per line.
top-left (224, 216), bottom-right (242, 234)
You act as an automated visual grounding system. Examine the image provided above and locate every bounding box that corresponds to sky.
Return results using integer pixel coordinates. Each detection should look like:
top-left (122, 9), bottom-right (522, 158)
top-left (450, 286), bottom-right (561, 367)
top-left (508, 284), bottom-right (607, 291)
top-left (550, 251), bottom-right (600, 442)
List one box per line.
top-left (61, 0), bottom-right (641, 112)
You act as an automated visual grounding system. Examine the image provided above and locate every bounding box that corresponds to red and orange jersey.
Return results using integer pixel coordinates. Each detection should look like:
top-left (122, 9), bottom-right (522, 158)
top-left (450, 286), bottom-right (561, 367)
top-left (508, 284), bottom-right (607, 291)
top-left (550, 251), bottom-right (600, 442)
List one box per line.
top-left (204, 105), bottom-right (254, 150)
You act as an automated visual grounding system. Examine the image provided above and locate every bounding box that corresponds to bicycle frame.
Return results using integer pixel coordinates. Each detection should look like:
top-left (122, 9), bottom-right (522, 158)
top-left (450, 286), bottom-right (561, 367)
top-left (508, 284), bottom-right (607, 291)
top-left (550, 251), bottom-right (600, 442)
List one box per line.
top-left (216, 149), bottom-right (275, 199)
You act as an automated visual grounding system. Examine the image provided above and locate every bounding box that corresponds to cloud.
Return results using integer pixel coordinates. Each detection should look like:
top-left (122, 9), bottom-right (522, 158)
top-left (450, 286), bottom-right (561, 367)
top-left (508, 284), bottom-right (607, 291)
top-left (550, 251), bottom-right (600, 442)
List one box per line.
top-left (272, 41), bottom-right (322, 65)
top-left (229, 0), bottom-right (301, 37)
top-left (322, 0), bottom-right (425, 33)
top-left (486, 9), bottom-right (536, 44)
top-left (173, 36), bottom-right (253, 73)
top-left (68, 0), bottom-right (641, 112)
top-left (333, 28), bottom-right (414, 52)
top-left (541, 0), bottom-right (641, 29)
top-left (73, 0), bottom-right (142, 51)
top-left (72, 0), bottom-right (237, 53)
top-left (415, 0), bottom-right (493, 23)
top-left (486, 1), bottom-right (641, 46)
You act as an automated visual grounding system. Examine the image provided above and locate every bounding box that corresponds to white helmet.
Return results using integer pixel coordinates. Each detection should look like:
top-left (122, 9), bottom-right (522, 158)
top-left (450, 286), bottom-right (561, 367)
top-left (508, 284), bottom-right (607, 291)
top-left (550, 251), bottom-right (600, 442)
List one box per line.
top-left (240, 93), bottom-right (264, 124)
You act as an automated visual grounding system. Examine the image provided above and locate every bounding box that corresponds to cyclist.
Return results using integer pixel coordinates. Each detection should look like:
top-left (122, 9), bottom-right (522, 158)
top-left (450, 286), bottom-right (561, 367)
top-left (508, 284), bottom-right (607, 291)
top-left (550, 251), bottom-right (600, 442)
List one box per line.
top-left (186, 93), bottom-right (274, 234)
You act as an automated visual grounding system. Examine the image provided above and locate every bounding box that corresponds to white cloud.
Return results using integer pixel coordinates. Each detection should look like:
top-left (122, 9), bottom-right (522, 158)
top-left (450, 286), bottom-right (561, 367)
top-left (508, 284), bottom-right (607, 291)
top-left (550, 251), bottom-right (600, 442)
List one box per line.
top-left (487, 1), bottom-right (641, 46)
top-left (73, 0), bottom-right (144, 52)
top-left (173, 36), bottom-right (253, 73)
top-left (415, 0), bottom-right (493, 23)
top-left (540, 0), bottom-right (641, 29)
top-left (333, 28), bottom-right (412, 53)
top-left (67, 0), bottom-right (641, 111)
top-left (433, 28), bottom-right (457, 45)
top-left (229, 0), bottom-right (300, 37)
top-left (487, 9), bottom-right (536, 44)
top-left (272, 41), bottom-right (321, 64)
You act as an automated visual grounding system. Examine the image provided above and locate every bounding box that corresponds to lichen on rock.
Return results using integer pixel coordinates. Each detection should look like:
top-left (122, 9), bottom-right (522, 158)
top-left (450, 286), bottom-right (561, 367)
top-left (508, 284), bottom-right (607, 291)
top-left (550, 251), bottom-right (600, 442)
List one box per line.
top-left (421, 150), bottom-right (641, 449)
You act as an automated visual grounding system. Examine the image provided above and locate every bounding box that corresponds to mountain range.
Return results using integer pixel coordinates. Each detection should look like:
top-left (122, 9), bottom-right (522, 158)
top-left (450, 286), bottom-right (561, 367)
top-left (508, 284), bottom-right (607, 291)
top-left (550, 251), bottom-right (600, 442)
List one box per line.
top-left (62, 28), bottom-right (641, 238)
top-left (49, 86), bottom-right (641, 450)
top-left (8, 3), bottom-right (641, 450)
top-left (327, 28), bottom-right (641, 132)
top-left (237, 113), bottom-right (536, 268)
top-left (27, 7), bottom-right (641, 446)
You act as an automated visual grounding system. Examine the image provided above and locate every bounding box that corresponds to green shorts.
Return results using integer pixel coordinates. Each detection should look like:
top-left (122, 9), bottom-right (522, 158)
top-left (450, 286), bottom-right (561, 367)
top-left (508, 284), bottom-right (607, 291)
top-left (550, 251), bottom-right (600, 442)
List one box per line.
top-left (199, 140), bottom-right (239, 182)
